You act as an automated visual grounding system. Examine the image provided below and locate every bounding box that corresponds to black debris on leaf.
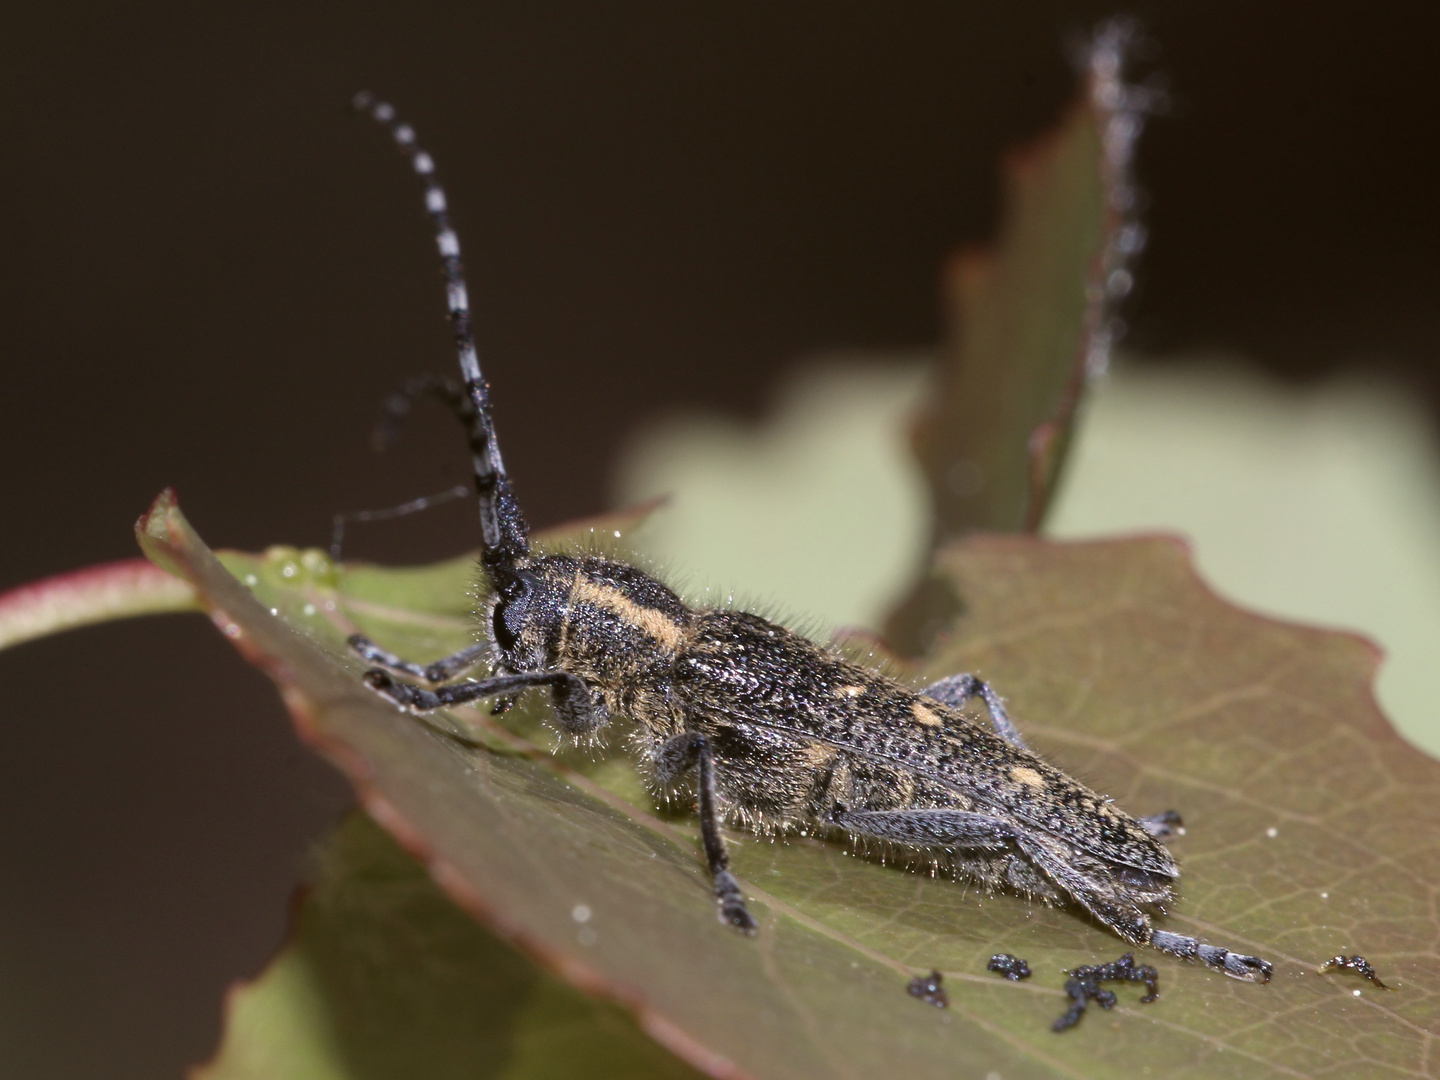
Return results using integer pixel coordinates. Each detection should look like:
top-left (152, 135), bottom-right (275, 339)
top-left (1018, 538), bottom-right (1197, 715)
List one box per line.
top-left (987, 953), bottom-right (1032, 981)
top-left (1051, 953), bottom-right (1159, 1032)
top-left (1319, 955), bottom-right (1392, 989)
top-left (1141, 809), bottom-right (1184, 839)
top-left (907, 970), bottom-right (948, 1008)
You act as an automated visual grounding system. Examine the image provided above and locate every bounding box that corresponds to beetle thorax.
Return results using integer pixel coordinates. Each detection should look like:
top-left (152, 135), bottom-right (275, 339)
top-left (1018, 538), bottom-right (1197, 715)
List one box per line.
top-left (487, 554), bottom-right (694, 700)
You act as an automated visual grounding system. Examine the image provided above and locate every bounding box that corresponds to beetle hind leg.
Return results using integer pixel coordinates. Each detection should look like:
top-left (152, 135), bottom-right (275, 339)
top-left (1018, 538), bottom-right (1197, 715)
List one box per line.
top-left (919, 673), bottom-right (1028, 749)
top-left (1150, 929), bottom-right (1273, 982)
top-left (1138, 810), bottom-right (1184, 840)
top-left (829, 806), bottom-right (1014, 850)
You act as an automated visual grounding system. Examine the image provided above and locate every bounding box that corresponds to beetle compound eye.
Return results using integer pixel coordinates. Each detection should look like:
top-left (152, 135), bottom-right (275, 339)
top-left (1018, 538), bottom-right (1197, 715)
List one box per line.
top-left (491, 570), bottom-right (537, 652)
top-left (492, 600), bottom-right (520, 651)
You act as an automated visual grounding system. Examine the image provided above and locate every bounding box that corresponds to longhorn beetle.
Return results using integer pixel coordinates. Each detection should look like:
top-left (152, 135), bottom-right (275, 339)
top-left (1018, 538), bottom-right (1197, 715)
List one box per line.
top-left (345, 93), bottom-right (1273, 984)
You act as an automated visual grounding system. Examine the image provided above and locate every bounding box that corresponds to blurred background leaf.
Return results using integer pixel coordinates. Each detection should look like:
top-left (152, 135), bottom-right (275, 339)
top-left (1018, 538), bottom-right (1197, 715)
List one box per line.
top-left (196, 812), bottom-right (705, 1080)
top-left (909, 23), bottom-right (1130, 540)
top-left (617, 356), bottom-right (1440, 760)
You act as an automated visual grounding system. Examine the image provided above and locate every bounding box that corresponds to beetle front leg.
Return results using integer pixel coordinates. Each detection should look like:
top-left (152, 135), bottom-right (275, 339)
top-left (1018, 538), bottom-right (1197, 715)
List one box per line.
top-left (348, 634), bottom-right (490, 683)
top-left (362, 667), bottom-right (608, 736)
top-left (654, 732), bottom-right (758, 935)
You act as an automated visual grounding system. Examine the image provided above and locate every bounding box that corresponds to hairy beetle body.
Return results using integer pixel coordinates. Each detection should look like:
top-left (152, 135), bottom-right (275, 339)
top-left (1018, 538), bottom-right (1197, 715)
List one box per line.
top-left (494, 552), bottom-right (1176, 944)
top-left (344, 93), bottom-right (1272, 984)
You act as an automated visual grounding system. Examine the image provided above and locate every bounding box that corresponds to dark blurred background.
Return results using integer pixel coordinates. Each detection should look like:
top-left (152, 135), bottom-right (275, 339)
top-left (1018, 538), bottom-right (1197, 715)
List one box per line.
top-left (1, 2), bottom-right (1436, 1076)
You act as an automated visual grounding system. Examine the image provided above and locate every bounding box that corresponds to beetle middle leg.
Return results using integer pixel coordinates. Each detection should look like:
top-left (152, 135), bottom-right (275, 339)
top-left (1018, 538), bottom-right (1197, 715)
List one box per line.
top-left (830, 806), bottom-right (1015, 849)
top-left (654, 732), bottom-right (759, 934)
top-left (922, 676), bottom-right (1184, 839)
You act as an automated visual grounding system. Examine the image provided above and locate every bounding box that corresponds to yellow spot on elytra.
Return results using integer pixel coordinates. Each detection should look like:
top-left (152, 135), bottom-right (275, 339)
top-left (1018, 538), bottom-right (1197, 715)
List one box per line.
top-left (835, 684), bottom-right (865, 699)
top-left (911, 701), bottom-right (942, 727)
top-left (801, 741), bottom-right (837, 768)
top-left (1010, 766), bottom-right (1045, 789)
top-left (571, 580), bottom-right (685, 651)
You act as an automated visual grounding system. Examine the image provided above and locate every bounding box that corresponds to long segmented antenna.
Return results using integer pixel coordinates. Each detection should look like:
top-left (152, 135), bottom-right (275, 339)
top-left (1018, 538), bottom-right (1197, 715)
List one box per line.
top-left (352, 91), bottom-right (530, 568)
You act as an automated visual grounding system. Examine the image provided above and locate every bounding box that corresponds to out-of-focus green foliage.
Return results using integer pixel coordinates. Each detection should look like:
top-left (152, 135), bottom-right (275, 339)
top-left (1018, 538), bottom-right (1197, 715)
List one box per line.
top-left (195, 812), bottom-right (706, 1080)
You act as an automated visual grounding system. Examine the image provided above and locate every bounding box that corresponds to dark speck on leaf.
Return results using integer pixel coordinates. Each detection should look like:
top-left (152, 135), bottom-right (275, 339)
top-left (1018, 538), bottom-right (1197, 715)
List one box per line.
top-left (1319, 955), bottom-right (1391, 989)
top-left (987, 953), bottom-right (1032, 980)
top-left (907, 970), bottom-right (948, 1008)
top-left (1052, 953), bottom-right (1159, 1032)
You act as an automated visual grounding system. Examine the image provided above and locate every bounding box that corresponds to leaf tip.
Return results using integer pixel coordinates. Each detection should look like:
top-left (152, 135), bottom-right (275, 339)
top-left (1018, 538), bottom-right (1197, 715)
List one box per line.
top-left (136, 486), bottom-right (182, 541)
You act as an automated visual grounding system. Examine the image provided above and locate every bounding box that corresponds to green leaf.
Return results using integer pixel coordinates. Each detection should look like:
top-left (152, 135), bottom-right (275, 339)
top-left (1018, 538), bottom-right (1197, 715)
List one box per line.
top-left (925, 535), bottom-right (1439, 1074)
top-left (613, 361), bottom-right (932, 636)
top-left (136, 488), bottom-right (1440, 1078)
top-left (195, 811), bottom-right (707, 1080)
top-left (0, 557), bottom-right (197, 649)
top-left (1045, 359), bottom-right (1440, 760)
